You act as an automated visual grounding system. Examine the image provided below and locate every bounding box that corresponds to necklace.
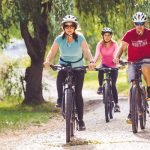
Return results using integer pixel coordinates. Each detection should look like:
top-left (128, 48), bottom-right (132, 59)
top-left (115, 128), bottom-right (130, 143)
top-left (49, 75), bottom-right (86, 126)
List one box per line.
top-left (66, 36), bottom-right (74, 47)
top-left (66, 41), bottom-right (72, 47)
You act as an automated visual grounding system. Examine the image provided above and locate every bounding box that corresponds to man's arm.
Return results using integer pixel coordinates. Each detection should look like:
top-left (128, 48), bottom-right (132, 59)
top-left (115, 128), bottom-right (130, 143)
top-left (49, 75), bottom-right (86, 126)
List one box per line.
top-left (114, 41), bottom-right (128, 63)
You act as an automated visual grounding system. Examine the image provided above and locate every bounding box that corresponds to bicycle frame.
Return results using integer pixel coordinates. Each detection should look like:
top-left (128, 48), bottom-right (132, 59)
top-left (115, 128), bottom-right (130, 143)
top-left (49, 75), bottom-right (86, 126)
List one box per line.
top-left (61, 67), bottom-right (76, 119)
top-left (95, 67), bottom-right (118, 122)
top-left (120, 60), bottom-right (149, 133)
top-left (50, 64), bottom-right (87, 142)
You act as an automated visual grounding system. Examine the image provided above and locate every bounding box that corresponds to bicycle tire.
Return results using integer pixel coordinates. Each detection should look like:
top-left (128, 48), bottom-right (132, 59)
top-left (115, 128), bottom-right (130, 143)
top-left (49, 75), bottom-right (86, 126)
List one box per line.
top-left (109, 100), bottom-right (114, 119)
top-left (139, 86), bottom-right (146, 129)
top-left (65, 88), bottom-right (73, 142)
top-left (131, 85), bottom-right (139, 133)
top-left (103, 83), bottom-right (111, 122)
top-left (70, 96), bottom-right (75, 136)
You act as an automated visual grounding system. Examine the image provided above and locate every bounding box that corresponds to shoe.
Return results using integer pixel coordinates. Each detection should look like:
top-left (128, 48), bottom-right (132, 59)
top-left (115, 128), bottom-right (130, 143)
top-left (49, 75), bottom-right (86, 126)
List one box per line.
top-left (55, 102), bottom-right (61, 108)
top-left (126, 113), bottom-right (132, 124)
top-left (97, 86), bottom-right (103, 95)
top-left (147, 87), bottom-right (150, 101)
top-left (147, 92), bottom-right (150, 101)
top-left (114, 104), bottom-right (120, 112)
top-left (78, 120), bottom-right (86, 131)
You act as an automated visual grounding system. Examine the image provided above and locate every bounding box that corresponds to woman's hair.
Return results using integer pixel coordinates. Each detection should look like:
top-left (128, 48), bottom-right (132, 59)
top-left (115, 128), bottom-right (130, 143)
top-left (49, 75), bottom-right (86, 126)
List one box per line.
top-left (100, 39), bottom-right (115, 46)
top-left (62, 32), bottom-right (78, 42)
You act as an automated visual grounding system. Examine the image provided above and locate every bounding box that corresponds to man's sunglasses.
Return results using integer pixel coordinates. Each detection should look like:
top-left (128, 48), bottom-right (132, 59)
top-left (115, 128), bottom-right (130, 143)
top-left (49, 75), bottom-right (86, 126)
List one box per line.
top-left (135, 22), bottom-right (145, 26)
top-left (64, 24), bottom-right (75, 29)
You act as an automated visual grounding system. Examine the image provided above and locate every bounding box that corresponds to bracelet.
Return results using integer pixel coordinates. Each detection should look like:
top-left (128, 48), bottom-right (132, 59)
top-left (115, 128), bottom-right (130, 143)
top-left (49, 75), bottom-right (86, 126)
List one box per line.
top-left (90, 61), bottom-right (94, 63)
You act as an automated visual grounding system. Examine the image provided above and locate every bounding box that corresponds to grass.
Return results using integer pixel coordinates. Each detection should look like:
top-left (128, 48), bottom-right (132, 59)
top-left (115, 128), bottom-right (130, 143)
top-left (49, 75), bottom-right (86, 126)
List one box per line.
top-left (84, 69), bottom-right (129, 96)
top-left (0, 98), bottom-right (57, 132)
top-left (0, 69), bottom-right (129, 133)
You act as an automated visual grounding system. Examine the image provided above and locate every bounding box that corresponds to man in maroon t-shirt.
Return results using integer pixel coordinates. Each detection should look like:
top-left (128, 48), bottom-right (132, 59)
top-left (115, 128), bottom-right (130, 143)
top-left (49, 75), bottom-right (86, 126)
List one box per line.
top-left (114, 12), bottom-right (150, 123)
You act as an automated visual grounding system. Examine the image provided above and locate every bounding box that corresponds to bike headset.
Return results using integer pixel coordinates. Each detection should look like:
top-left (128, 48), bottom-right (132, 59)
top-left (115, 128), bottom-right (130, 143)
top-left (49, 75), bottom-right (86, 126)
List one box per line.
top-left (101, 27), bottom-right (113, 43)
top-left (60, 15), bottom-right (83, 66)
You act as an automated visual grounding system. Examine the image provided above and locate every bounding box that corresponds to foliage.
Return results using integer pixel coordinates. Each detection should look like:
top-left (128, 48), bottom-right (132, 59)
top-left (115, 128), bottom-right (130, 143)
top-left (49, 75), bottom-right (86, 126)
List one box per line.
top-left (74, 0), bottom-right (150, 53)
top-left (0, 56), bottom-right (23, 99)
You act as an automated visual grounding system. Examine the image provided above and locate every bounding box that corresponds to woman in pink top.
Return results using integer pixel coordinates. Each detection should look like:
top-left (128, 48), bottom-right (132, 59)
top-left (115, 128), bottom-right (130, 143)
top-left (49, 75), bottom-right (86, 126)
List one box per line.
top-left (94, 27), bottom-right (120, 112)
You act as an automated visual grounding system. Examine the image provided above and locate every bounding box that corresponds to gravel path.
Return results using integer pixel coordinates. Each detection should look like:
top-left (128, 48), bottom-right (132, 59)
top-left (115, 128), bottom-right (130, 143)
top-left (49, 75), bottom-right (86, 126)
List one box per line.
top-left (1, 71), bottom-right (150, 150)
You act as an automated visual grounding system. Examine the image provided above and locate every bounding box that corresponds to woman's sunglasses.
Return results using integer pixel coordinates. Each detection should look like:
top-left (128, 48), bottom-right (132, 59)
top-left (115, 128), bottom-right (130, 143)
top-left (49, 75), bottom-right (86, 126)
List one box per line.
top-left (135, 22), bottom-right (145, 26)
top-left (64, 24), bottom-right (75, 29)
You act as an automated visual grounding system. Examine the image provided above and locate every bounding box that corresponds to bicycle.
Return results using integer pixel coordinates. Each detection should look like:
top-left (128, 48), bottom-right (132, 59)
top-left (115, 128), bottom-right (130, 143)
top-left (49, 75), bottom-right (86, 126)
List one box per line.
top-left (50, 64), bottom-right (87, 142)
top-left (95, 67), bottom-right (120, 123)
top-left (120, 60), bottom-right (150, 133)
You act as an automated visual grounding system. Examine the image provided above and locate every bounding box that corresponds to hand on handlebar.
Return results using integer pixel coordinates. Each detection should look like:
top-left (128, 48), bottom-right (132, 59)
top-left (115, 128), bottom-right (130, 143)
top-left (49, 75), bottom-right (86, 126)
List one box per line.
top-left (113, 58), bottom-right (120, 65)
top-left (88, 62), bottom-right (96, 70)
top-left (43, 61), bottom-right (50, 68)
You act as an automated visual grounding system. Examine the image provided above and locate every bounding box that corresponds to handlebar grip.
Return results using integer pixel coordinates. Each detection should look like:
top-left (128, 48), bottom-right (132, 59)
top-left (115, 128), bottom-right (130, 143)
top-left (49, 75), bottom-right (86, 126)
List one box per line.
top-left (50, 64), bottom-right (57, 71)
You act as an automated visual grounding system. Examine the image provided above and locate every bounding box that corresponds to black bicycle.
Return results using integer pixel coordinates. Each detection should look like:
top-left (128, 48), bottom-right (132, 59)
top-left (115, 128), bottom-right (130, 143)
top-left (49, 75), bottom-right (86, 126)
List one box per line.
top-left (95, 67), bottom-right (119, 122)
top-left (120, 61), bottom-right (149, 133)
top-left (50, 64), bottom-right (87, 142)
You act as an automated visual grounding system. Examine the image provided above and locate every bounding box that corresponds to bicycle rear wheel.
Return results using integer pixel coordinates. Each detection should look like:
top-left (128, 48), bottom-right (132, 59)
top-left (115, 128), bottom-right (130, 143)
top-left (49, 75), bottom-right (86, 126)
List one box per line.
top-left (65, 88), bottom-right (73, 142)
top-left (139, 86), bottom-right (147, 129)
top-left (103, 83), bottom-right (111, 122)
top-left (131, 85), bottom-right (139, 133)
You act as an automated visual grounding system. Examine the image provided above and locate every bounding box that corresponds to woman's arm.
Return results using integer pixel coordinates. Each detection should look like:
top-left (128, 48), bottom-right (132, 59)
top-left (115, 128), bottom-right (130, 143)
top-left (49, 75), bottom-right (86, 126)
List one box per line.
top-left (43, 41), bottom-right (59, 67)
top-left (81, 40), bottom-right (93, 62)
top-left (93, 43), bottom-right (101, 63)
top-left (45, 41), bottom-right (59, 63)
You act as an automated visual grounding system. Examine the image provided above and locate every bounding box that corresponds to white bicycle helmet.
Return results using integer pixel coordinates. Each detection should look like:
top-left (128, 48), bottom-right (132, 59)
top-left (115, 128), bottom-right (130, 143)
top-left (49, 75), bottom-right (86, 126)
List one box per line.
top-left (61, 15), bottom-right (78, 26)
top-left (101, 27), bottom-right (113, 35)
top-left (132, 12), bottom-right (147, 23)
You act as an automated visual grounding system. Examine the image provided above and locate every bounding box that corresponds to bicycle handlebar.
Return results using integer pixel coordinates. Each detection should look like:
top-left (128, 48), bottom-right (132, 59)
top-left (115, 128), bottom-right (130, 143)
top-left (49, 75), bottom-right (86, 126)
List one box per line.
top-left (119, 60), bottom-right (150, 66)
top-left (50, 64), bottom-right (88, 71)
top-left (95, 65), bottom-right (125, 72)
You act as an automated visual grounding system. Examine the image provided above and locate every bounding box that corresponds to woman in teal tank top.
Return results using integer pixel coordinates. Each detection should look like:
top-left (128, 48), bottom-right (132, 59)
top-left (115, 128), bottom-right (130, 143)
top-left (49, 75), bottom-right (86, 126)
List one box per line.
top-left (44, 15), bottom-right (94, 131)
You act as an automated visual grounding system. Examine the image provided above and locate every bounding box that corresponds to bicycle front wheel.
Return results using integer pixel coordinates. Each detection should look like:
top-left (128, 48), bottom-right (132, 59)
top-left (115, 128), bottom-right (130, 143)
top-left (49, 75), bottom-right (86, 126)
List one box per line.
top-left (65, 88), bottom-right (73, 143)
top-left (103, 83), bottom-right (112, 122)
top-left (139, 86), bottom-right (147, 129)
top-left (131, 85), bottom-right (139, 133)
top-left (70, 96), bottom-right (76, 137)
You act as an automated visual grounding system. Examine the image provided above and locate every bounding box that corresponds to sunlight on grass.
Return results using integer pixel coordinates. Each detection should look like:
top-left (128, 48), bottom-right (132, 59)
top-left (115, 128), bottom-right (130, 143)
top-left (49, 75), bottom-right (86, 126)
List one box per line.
top-left (0, 99), bottom-right (56, 132)
top-left (84, 70), bottom-right (129, 96)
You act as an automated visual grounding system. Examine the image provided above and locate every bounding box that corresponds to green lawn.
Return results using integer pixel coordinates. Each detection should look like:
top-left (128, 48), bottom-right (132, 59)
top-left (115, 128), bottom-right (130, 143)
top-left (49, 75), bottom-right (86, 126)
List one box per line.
top-left (0, 99), bottom-right (57, 132)
top-left (0, 69), bottom-right (129, 133)
top-left (84, 69), bottom-right (129, 96)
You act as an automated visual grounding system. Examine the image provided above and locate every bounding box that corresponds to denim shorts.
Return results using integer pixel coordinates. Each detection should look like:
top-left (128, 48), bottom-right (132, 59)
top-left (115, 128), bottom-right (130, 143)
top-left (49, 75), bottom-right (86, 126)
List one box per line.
top-left (126, 58), bottom-right (150, 82)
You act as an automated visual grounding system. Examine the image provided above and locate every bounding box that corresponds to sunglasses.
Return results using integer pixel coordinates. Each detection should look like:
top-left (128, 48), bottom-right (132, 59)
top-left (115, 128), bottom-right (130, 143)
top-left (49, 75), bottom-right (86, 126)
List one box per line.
top-left (64, 24), bottom-right (75, 29)
top-left (135, 22), bottom-right (145, 26)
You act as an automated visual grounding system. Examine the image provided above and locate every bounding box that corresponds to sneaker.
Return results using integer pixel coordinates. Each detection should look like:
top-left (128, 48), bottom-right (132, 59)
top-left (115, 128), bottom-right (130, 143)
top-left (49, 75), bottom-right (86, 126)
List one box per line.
top-left (147, 87), bottom-right (150, 101)
top-left (147, 92), bottom-right (150, 101)
top-left (78, 120), bottom-right (86, 131)
top-left (55, 102), bottom-right (61, 108)
top-left (126, 113), bottom-right (132, 124)
top-left (97, 86), bottom-right (103, 95)
top-left (114, 104), bottom-right (120, 112)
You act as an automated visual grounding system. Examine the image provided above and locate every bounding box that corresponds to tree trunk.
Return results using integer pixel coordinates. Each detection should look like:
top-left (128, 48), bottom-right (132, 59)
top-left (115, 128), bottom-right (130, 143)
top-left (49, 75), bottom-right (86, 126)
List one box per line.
top-left (23, 61), bottom-right (44, 105)
top-left (19, 1), bottom-right (51, 105)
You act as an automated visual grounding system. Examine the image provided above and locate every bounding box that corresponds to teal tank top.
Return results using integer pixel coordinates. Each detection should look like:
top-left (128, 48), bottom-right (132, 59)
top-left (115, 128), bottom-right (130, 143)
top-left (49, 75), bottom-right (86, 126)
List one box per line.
top-left (55, 33), bottom-right (85, 67)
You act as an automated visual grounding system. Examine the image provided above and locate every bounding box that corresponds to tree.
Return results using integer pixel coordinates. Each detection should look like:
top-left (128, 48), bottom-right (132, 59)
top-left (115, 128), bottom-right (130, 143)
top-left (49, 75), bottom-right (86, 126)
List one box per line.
top-left (0, 0), bottom-right (73, 105)
top-left (74, 0), bottom-right (150, 53)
